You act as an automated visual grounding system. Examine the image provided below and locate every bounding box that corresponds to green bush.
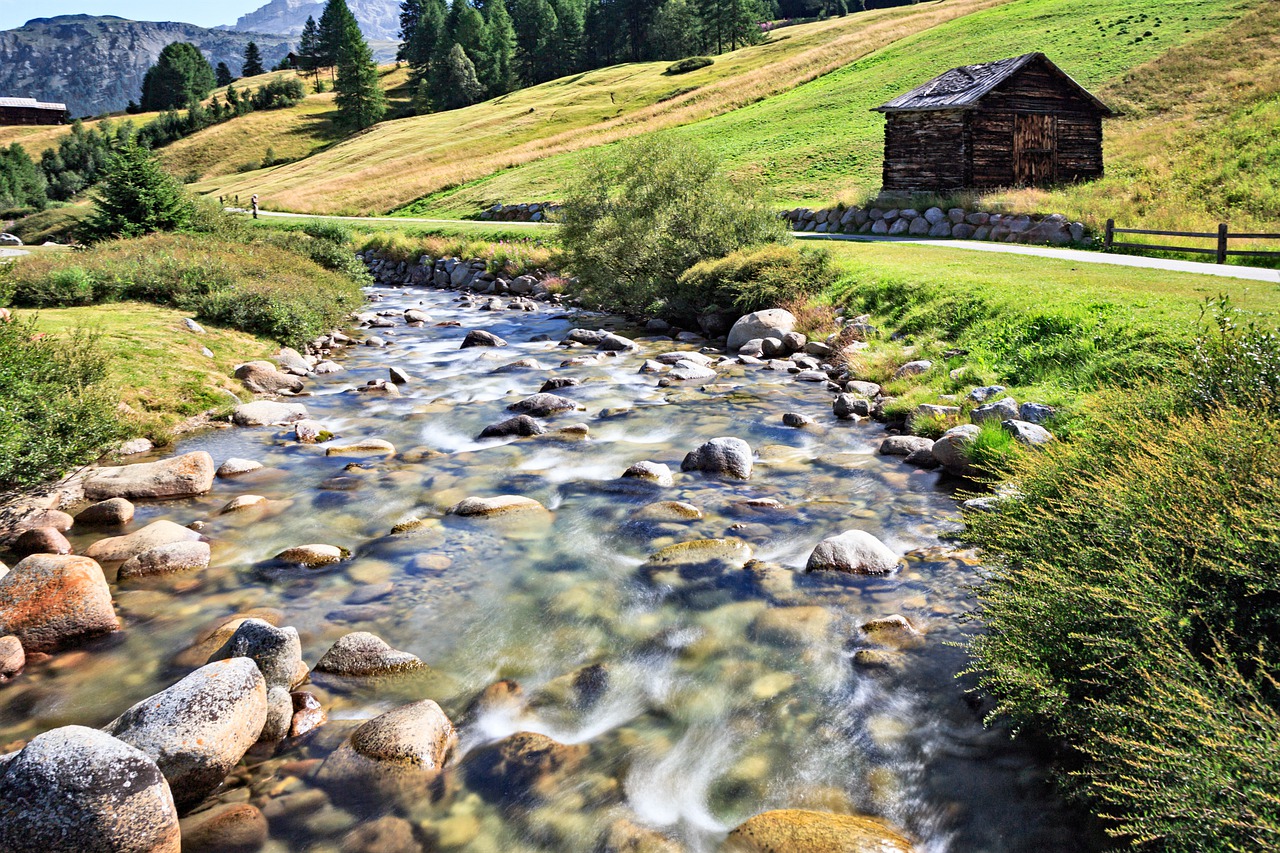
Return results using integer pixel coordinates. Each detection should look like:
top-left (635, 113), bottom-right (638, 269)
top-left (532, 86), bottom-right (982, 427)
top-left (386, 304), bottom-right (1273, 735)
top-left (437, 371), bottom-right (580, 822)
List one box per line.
top-left (0, 316), bottom-right (128, 490)
top-left (665, 56), bottom-right (714, 75)
top-left (559, 137), bottom-right (786, 321)
top-left (963, 418), bottom-right (1017, 473)
top-left (7, 232), bottom-right (363, 347)
top-left (675, 244), bottom-right (835, 316)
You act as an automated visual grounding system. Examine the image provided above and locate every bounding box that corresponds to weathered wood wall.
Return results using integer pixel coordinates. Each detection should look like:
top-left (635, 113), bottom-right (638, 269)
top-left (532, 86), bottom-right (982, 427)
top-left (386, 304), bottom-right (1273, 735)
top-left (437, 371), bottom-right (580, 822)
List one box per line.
top-left (880, 57), bottom-right (1106, 192)
top-left (881, 110), bottom-right (968, 192)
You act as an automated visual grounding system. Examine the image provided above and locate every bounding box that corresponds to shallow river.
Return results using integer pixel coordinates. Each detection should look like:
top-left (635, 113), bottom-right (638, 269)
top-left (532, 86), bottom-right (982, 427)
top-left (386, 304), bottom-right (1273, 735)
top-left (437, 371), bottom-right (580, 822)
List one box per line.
top-left (1, 283), bottom-right (1098, 852)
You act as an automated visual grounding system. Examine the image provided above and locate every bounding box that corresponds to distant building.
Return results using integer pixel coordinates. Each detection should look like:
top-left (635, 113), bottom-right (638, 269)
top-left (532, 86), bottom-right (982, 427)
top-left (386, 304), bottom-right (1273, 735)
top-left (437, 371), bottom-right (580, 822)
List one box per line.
top-left (873, 53), bottom-right (1114, 192)
top-left (0, 97), bottom-right (69, 126)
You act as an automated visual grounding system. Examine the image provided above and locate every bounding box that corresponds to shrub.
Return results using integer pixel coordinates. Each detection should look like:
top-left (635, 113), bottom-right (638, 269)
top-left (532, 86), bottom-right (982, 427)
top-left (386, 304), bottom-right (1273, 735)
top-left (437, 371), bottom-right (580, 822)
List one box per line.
top-left (962, 418), bottom-right (1016, 473)
top-left (665, 56), bottom-right (714, 75)
top-left (907, 409), bottom-right (954, 440)
top-left (0, 316), bottom-right (128, 490)
top-left (1190, 296), bottom-right (1280, 415)
top-left (675, 244), bottom-right (835, 316)
top-left (965, 386), bottom-right (1280, 850)
top-left (559, 137), bottom-right (786, 321)
top-left (7, 233), bottom-right (363, 347)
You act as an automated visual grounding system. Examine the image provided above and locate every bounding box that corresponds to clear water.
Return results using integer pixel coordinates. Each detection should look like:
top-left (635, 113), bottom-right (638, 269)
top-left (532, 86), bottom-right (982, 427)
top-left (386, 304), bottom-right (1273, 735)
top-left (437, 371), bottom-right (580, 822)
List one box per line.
top-left (0, 284), bottom-right (1100, 852)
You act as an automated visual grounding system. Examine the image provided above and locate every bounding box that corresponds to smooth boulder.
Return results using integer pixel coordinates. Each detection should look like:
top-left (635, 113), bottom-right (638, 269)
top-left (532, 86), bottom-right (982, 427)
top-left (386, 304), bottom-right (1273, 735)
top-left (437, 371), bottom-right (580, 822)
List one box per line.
top-left (723, 809), bottom-right (914, 852)
top-left (681, 437), bottom-right (754, 480)
top-left (447, 495), bottom-right (547, 518)
top-left (479, 415), bottom-right (545, 439)
top-left (0, 726), bottom-right (181, 853)
top-left (84, 520), bottom-right (202, 564)
top-left (727, 310), bottom-right (796, 352)
top-left (117, 541), bottom-right (212, 579)
top-left (507, 393), bottom-right (578, 417)
top-left (805, 530), bottom-right (901, 575)
top-left (207, 619), bottom-right (306, 691)
top-left (621, 461), bottom-right (674, 487)
top-left (315, 700), bottom-right (456, 798)
top-left (105, 659), bottom-right (268, 812)
top-left (461, 330), bottom-right (507, 348)
top-left (931, 424), bottom-right (981, 477)
top-left (232, 401), bottom-right (309, 427)
top-left (83, 451), bottom-right (215, 501)
top-left (76, 498), bottom-right (135, 526)
top-left (313, 632), bottom-right (425, 677)
top-left (0, 555), bottom-right (119, 652)
top-left (233, 361), bottom-right (303, 395)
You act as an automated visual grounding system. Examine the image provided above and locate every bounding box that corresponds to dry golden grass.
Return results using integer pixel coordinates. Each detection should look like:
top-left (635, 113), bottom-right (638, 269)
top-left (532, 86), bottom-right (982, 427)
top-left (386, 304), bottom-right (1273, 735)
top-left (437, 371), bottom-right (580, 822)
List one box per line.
top-left (194, 0), bottom-right (1010, 214)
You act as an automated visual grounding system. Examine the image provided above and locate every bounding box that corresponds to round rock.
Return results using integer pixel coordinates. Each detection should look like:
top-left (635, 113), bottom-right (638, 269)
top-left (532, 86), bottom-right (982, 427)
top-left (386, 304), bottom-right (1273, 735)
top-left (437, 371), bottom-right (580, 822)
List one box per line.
top-left (313, 631), bottom-right (425, 677)
top-left (724, 809), bottom-right (914, 852)
top-left (117, 541), bottom-right (212, 579)
top-left (681, 437), bottom-right (754, 480)
top-left (805, 530), bottom-right (902, 575)
top-left (75, 498), bottom-right (135, 526)
top-left (0, 555), bottom-right (119, 652)
top-left (0, 726), bottom-right (181, 853)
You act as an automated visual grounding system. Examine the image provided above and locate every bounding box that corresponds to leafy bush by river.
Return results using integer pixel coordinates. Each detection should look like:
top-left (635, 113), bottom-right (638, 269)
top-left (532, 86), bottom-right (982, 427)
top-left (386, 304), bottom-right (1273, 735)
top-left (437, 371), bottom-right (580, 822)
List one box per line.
top-left (559, 137), bottom-right (785, 322)
top-left (0, 311), bottom-right (127, 490)
top-left (6, 225), bottom-right (366, 348)
top-left (965, 307), bottom-right (1280, 850)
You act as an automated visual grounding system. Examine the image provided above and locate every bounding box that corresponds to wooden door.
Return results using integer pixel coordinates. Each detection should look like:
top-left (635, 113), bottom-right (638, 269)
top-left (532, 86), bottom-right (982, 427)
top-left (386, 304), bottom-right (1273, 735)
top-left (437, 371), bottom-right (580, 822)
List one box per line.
top-left (1014, 113), bottom-right (1057, 186)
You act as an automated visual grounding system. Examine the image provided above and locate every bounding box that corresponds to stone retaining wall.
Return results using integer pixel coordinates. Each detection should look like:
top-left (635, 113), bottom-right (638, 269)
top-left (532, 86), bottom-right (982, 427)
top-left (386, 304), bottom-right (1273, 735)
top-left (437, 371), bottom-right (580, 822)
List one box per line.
top-left (356, 249), bottom-right (562, 300)
top-left (478, 202), bottom-right (561, 222)
top-left (782, 205), bottom-right (1090, 247)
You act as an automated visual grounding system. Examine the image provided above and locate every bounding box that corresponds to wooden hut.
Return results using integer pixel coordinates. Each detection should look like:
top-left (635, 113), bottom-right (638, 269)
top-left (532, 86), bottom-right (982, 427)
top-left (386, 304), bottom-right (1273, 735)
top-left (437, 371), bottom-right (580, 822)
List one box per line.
top-left (0, 97), bottom-right (68, 126)
top-left (872, 53), bottom-right (1114, 192)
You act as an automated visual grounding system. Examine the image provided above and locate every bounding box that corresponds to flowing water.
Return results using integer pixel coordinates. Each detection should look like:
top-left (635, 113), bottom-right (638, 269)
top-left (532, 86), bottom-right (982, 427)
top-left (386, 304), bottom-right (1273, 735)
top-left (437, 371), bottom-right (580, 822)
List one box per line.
top-left (0, 283), bottom-right (1100, 852)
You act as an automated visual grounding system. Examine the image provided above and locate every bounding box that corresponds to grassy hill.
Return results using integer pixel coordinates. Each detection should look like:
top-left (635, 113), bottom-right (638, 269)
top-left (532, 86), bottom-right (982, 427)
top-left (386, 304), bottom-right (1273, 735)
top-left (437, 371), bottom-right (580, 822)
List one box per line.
top-left (191, 0), bottom-right (1009, 214)
top-left (185, 0), bottom-right (1269, 230)
top-left (423, 0), bottom-right (1263, 220)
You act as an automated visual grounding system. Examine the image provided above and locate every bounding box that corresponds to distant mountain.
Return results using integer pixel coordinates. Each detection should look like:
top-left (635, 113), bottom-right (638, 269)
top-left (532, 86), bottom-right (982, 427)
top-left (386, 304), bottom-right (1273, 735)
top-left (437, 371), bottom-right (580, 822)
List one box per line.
top-left (225, 0), bottom-right (401, 42)
top-left (0, 16), bottom-right (292, 118)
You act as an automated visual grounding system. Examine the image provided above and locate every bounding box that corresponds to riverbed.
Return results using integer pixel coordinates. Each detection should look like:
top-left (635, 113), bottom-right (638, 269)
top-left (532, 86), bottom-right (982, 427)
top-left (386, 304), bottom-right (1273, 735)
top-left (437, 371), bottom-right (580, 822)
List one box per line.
top-left (0, 282), bottom-right (1098, 852)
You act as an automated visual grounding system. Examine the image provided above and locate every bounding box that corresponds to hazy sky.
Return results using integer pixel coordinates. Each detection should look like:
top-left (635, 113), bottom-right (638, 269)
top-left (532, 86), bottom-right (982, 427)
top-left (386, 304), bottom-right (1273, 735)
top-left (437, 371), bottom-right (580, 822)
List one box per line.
top-left (0, 1), bottom-right (266, 31)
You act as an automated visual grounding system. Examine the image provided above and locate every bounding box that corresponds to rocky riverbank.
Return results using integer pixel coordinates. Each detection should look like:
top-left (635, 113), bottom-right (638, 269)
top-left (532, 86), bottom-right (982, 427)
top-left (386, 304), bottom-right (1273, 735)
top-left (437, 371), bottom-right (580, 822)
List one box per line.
top-left (0, 250), bottom-right (1086, 853)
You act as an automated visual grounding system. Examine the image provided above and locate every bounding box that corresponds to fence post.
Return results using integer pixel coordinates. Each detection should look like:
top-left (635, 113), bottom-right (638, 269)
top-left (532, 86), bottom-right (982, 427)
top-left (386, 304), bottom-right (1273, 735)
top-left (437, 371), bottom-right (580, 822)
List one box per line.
top-left (1216, 223), bottom-right (1228, 264)
top-left (1104, 218), bottom-right (1114, 252)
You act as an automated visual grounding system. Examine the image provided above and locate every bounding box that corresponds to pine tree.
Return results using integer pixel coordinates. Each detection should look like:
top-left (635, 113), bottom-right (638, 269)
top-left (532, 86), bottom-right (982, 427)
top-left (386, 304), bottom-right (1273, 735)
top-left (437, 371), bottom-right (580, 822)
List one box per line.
top-left (215, 61), bottom-right (234, 87)
top-left (298, 16), bottom-right (322, 84)
top-left (448, 1), bottom-right (489, 67)
top-left (140, 42), bottom-right (217, 111)
top-left (482, 0), bottom-right (517, 94)
top-left (440, 43), bottom-right (484, 110)
top-left (318, 0), bottom-right (360, 76)
top-left (242, 41), bottom-right (266, 77)
top-left (398, 0), bottom-right (423, 61)
top-left (512, 0), bottom-right (558, 84)
top-left (548, 0), bottom-right (584, 77)
top-left (0, 144), bottom-right (48, 211)
top-left (86, 143), bottom-right (194, 240)
top-left (405, 0), bottom-right (447, 82)
top-left (333, 10), bottom-right (387, 130)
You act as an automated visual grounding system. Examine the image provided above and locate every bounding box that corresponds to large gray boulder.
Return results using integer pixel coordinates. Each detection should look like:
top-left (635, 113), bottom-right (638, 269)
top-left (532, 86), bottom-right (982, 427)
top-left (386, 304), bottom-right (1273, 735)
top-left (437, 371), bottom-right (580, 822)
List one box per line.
top-left (105, 659), bottom-right (268, 812)
top-left (681, 437), bottom-right (754, 480)
top-left (727, 310), bottom-right (796, 352)
top-left (805, 530), bottom-right (901, 575)
top-left (83, 451), bottom-right (215, 501)
top-left (207, 619), bottom-right (306, 691)
top-left (313, 632), bottom-right (425, 677)
top-left (932, 424), bottom-right (981, 476)
top-left (117, 541), bottom-right (211, 580)
top-left (233, 361), bottom-right (303, 395)
top-left (231, 401), bottom-right (309, 427)
top-left (0, 726), bottom-right (181, 853)
top-left (970, 396), bottom-right (1019, 425)
top-left (84, 520), bottom-right (202, 564)
top-left (0, 555), bottom-right (119, 652)
top-left (507, 393), bottom-right (578, 417)
top-left (1003, 419), bottom-right (1055, 446)
top-left (315, 700), bottom-right (456, 799)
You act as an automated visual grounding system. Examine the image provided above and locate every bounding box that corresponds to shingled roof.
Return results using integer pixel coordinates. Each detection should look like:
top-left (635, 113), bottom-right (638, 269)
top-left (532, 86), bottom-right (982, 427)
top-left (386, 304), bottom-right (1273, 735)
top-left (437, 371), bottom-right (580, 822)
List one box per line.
top-left (873, 52), bottom-right (1114, 115)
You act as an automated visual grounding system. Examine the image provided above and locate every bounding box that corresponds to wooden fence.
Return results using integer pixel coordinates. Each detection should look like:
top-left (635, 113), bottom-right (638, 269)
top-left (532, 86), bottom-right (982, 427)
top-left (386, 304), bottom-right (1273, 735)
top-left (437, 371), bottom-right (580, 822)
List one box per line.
top-left (1104, 219), bottom-right (1280, 264)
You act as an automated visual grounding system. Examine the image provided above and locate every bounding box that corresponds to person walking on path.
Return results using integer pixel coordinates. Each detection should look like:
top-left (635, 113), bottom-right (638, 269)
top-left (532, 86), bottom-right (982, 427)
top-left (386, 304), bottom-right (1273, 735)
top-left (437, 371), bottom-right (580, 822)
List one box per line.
top-left (251, 194), bottom-right (259, 219)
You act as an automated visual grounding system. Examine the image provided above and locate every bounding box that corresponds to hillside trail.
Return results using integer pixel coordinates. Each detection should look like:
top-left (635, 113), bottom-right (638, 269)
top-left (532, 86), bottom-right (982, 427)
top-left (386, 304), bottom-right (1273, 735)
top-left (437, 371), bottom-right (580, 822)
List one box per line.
top-left (238, 208), bottom-right (1280, 283)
